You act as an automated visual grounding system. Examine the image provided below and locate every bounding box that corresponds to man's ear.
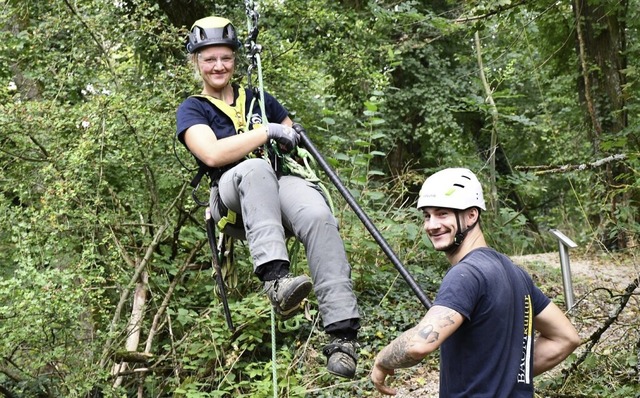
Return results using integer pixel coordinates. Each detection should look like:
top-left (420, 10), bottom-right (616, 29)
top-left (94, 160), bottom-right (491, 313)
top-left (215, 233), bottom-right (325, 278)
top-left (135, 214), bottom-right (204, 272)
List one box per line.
top-left (466, 207), bottom-right (480, 224)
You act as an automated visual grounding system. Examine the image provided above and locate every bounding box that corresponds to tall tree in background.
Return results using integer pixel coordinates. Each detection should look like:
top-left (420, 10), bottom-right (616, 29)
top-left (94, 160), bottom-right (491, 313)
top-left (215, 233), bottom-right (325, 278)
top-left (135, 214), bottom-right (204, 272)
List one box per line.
top-left (572, 0), bottom-right (636, 249)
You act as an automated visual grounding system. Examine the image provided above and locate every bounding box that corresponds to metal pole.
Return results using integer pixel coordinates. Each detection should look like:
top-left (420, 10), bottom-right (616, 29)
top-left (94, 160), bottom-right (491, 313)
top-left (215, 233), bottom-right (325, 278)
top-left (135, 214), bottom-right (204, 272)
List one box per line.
top-left (557, 241), bottom-right (575, 310)
top-left (549, 229), bottom-right (577, 311)
top-left (294, 125), bottom-right (433, 310)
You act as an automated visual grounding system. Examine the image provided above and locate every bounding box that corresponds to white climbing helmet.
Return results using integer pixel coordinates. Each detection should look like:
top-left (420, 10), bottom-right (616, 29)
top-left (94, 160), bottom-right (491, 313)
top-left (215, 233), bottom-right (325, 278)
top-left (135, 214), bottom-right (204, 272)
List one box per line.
top-left (417, 167), bottom-right (486, 211)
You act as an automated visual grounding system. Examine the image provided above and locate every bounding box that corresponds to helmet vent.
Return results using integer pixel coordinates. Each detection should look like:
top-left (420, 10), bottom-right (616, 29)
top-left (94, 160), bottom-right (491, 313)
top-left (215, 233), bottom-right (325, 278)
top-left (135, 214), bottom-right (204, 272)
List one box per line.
top-left (186, 16), bottom-right (241, 53)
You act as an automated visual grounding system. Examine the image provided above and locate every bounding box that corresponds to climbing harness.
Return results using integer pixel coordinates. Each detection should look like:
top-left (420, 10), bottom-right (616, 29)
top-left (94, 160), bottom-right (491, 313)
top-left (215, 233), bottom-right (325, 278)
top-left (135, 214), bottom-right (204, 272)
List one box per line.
top-left (242, 1), bottom-right (333, 214)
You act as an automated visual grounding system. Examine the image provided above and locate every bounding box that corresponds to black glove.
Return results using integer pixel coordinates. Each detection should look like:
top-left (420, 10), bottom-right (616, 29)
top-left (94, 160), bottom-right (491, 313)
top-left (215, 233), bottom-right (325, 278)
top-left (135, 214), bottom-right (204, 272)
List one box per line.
top-left (266, 123), bottom-right (299, 152)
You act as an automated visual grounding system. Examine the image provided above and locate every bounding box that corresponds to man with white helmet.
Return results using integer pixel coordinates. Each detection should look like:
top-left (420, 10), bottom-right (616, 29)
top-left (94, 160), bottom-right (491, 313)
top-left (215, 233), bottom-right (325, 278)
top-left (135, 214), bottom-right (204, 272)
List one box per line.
top-left (371, 168), bottom-right (580, 396)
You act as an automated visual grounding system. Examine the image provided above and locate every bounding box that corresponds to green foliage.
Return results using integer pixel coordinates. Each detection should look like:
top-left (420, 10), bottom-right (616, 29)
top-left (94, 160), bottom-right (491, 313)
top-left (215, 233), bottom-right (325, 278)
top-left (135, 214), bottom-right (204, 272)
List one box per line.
top-left (0, 263), bottom-right (110, 396)
top-left (536, 351), bottom-right (640, 397)
top-left (1, 0), bottom-right (639, 396)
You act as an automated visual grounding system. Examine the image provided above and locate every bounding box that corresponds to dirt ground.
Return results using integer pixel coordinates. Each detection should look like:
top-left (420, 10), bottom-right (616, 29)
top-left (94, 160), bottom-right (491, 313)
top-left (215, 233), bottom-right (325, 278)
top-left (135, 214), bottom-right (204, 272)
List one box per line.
top-left (381, 250), bottom-right (640, 398)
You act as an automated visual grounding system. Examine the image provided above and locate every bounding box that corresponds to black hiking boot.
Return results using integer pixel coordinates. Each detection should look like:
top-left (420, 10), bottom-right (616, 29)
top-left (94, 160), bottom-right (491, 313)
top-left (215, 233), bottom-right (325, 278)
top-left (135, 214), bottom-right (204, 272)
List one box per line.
top-left (264, 274), bottom-right (312, 320)
top-left (323, 337), bottom-right (358, 379)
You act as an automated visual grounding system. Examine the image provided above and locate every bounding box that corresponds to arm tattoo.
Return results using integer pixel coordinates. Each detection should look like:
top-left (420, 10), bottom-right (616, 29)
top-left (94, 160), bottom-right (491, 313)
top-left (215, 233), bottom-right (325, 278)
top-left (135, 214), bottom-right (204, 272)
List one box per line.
top-left (378, 307), bottom-right (459, 370)
top-left (378, 332), bottom-right (423, 369)
top-left (418, 324), bottom-right (439, 343)
top-left (438, 310), bottom-right (456, 327)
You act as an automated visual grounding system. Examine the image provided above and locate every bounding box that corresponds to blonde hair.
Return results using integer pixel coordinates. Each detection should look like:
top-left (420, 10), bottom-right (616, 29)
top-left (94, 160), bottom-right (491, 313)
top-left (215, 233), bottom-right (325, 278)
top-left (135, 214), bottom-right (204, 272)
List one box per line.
top-left (188, 52), bottom-right (201, 81)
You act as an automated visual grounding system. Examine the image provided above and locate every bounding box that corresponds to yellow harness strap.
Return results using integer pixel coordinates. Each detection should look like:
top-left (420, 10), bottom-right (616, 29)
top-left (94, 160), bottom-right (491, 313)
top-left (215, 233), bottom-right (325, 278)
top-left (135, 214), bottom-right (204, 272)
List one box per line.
top-left (192, 88), bottom-right (248, 132)
top-left (191, 88), bottom-right (251, 228)
top-left (216, 208), bottom-right (236, 230)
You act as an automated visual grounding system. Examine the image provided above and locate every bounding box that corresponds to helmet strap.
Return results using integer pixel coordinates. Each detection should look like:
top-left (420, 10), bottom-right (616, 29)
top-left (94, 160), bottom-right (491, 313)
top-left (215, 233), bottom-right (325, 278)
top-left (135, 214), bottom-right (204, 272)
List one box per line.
top-left (453, 211), bottom-right (465, 246)
top-left (444, 210), bottom-right (478, 254)
top-left (440, 211), bottom-right (463, 254)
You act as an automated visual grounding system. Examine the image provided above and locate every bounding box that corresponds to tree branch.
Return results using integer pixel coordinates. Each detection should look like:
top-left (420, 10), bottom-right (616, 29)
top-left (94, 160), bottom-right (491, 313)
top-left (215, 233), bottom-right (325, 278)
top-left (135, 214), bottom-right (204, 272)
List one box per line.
top-left (454, 0), bottom-right (530, 23)
top-left (565, 276), bottom-right (639, 375)
top-left (515, 154), bottom-right (627, 175)
top-left (62, 0), bottom-right (119, 87)
top-left (99, 223), bottom-right (168, 368)
top-left (112, 270), bottom-right (149, 388)
top-left (144, 238), bottom-right (206, 353)
top-left (572, 0), bottom-right (602, 139)
top-left (474, 30), bottom-right (499, 214)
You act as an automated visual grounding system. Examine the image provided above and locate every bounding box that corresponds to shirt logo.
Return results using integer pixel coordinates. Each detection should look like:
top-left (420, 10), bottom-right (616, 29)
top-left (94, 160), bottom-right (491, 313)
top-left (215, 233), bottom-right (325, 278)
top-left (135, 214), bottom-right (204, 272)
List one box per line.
top-left (517, 294), bottom-right (533, 384)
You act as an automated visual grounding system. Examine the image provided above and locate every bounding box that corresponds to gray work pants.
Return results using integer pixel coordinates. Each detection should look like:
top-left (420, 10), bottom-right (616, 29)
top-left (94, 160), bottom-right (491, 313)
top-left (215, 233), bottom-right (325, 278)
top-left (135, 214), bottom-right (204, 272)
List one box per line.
top-left (210, 158), bottom-right (360, 327)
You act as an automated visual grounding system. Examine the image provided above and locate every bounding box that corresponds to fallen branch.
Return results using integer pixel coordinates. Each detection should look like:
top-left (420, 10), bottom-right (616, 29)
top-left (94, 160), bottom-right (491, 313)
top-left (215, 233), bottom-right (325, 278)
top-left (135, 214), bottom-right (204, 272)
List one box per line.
top-left (566, 276), bottom-right (639, 374)
top-left (99, 223), bottom-right (168, 368)
top-left (453, 0), bottom-right (528, 23)
top-left (113, 351), bottom-right (154, 364)
top-left (515, 154), bottom-right (627, 175)
top-left (144, 239), bottom-right (206, 353)
top-left (112, 270), bottom-right (149, 388)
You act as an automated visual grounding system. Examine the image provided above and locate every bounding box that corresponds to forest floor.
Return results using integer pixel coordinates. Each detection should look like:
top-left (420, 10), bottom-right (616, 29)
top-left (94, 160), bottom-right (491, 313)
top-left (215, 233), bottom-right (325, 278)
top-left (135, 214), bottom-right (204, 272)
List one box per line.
top-left (371, 249), bottom-right (640, 398)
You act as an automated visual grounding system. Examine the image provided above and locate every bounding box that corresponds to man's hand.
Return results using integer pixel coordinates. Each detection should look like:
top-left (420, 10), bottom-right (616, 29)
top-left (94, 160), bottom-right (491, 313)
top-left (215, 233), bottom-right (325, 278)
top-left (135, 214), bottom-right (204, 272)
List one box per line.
top-left (371, 360), bottom-right (397, 395)
top-left (266, 123), bottom-right (299, 152)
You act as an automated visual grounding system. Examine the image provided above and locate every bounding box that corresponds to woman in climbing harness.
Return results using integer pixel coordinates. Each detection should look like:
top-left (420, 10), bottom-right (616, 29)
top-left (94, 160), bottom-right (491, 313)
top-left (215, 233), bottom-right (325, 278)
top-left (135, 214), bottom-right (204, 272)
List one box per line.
top-left (175, 15), bottom-right (360, 379)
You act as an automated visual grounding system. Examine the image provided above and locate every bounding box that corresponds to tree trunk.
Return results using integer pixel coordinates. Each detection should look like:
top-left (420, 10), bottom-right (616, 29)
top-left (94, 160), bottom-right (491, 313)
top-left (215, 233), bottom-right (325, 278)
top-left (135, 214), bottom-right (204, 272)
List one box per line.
top-left (112, 271), bottom-right (148, 388)
top-left (572, 0), bottom-right (632, 249)
top-left (474, 31), bottom-right (499, 215)
top-left (155, 0), bottom-right (209, 28)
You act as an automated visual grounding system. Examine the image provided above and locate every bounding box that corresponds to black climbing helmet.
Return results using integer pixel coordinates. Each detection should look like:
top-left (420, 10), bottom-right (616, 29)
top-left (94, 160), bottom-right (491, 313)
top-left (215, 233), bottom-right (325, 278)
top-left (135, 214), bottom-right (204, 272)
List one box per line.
top-left (186, 16), bottom-right (241, 53)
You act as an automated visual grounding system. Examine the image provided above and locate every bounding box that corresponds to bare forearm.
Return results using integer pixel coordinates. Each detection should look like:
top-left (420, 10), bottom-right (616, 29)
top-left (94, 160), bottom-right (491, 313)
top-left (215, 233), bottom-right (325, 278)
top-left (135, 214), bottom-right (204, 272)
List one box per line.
top-left (532, 302), bottom-right (581, 376)
top-left (204, 128), bottom-right (268, 166)
top-left (533, 335), bottom-right (577, 376)
top-left (372, 306), bottom-right (461, 395)
top-left (377, 329), bottom-right (424, 370)
top-left (377, 306), bottom-right (459, 370)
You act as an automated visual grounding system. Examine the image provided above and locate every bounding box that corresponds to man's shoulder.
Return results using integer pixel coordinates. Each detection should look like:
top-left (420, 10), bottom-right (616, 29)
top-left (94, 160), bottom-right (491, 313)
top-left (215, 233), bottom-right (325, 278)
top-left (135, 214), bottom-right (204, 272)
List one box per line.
top-left (463, 247), bottom-right (518, 266)
top-left (456, 248), bottom-right (524, 280)
top-left (458, 247), bottom-right (499, 267)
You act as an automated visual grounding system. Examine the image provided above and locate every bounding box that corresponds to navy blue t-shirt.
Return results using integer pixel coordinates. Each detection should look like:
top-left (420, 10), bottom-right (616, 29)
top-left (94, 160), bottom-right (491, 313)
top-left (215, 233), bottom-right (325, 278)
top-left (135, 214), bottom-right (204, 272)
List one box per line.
top-left (433, 247), bottom-right (551, 398)
top-left (175, 83), bottom-right (289, 145)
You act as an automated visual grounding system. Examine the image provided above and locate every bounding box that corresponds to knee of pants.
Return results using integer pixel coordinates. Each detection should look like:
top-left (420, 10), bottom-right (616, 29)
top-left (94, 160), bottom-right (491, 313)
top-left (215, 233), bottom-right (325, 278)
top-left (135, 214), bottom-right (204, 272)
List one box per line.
top-left (296, 204), bottom-right (338, 230)
top-left (294, 199), bottom-right (338, 228)
top-left (237, 158), bottom-right (276, 179)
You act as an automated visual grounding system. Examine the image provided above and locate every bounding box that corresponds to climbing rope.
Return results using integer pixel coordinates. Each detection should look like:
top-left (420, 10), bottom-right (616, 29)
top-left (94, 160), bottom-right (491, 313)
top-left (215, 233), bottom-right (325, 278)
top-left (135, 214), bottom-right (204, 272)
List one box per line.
top-left (243, 2), bottom-right (278, 397)
top-left (244, 0), bottom-right (268, 123)
top-left (270, 305), bottom-right (277, 398)
top-left (242, 3), bottom-right (338, 396)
